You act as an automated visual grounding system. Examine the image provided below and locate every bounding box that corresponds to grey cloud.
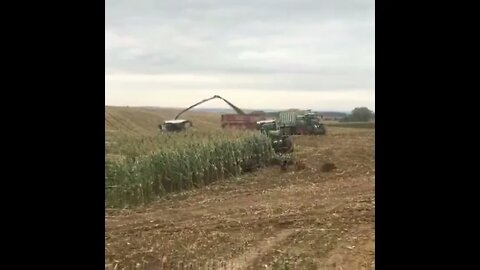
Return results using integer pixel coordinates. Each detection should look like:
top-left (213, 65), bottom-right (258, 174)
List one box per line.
top-left (106, 0), bottom-right (374, 92)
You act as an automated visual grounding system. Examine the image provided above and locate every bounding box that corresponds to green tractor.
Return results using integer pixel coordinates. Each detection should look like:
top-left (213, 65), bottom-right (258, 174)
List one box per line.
top-left (257, 119), bottom-right (277, 135)
top-left (256, 120), bottom-right (294, 154)
top-left (270, 128), bottom-right (294, 154)
top-left (278, 111), bottom-right (326, 135)
top-left (256, 120), bottom-right (295, 171)
top-left (296, 113), bottom-right (326, 135)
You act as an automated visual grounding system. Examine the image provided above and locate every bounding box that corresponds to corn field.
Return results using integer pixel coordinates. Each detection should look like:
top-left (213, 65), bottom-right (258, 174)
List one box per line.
top-left (105, 130), bottom-right (274, 208)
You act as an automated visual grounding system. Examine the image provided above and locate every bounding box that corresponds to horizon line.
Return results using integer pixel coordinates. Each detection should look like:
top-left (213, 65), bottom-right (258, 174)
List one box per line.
top-left (104, 104), bottom-right (366, 113)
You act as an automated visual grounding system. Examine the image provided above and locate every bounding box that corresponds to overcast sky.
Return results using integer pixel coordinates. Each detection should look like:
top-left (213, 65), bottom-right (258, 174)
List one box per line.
top-left (105, 0), bottom-right (375, 112)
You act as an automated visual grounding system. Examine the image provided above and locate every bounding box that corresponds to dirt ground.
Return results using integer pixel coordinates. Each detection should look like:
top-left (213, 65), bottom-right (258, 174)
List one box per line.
top-left (105, 127), bottom-right (375, 270)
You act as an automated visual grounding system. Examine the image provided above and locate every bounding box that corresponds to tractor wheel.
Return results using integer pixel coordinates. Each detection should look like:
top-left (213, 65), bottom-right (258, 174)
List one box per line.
top-left (285, 136), bottom-right (294, 153)
top-left (320, 126), bottom-right (327, 135)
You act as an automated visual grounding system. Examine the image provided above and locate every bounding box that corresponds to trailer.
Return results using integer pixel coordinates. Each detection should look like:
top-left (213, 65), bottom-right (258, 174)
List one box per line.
top-left (221, 113), bottom-right (266, 129)
top-left (277, 110), bottom-right (326, 135)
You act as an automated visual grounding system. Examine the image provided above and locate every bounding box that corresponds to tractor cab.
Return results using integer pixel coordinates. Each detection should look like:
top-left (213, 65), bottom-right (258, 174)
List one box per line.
top-left (159, 119), bottom-right (192, 133)
top-left (301, 113), bottom-right (319, 124)
top-left (296, 113), bottom-right (326, 135)
top-left (256, 119), bottom-right (277, 134)
top-left (273, 130), bottom-right (294, 154)
top-left (266, 124), bottom-right (294, 154)
top-left (278, 124), bottom-right (296, 136)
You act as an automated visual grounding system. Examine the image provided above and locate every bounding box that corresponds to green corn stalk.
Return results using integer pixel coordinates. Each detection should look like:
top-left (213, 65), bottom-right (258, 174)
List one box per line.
top-left (105, 130), bottom-right (276, 208)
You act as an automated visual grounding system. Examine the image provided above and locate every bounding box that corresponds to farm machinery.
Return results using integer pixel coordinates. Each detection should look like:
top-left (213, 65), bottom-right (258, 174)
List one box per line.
top-left (158, 119), bottom-right (192, 132)
top-left (159, 95), bottom-right (266, 133)
top-left (269, 125), bottom-right (294, 154)
top-left (256, 119), bottom-right (277, 134)
top-left (256, 119), bottom-right (294, 171)
top-left (256, 119), bottom-right (294, 154)
top-left (278, 110), bottom-right (326, 135)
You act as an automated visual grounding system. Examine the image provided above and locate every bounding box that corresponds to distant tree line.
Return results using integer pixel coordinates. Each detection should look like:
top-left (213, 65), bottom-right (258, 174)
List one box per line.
top-left (340, 107), bottom-right (374, 122)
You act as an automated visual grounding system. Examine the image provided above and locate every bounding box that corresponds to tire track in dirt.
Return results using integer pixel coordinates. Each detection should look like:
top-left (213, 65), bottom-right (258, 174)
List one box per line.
top-left (105, 179), bottom-right (357, 238)
top-left (105, 127), bottom-right (375, 269)
top-left (222, 229), bottom-right (296, 270)
top-left (316, 224), bottom-right (374, 270)
top-left (105, 177), bottom-right (372, 269)
top-left (249, 191), bottom-right (374, 269)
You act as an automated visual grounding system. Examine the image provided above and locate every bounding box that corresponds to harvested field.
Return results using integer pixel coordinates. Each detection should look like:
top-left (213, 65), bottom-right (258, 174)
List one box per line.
top-left (325, 122), bottom-right (375, 129)
top-left (105, 108), bottom-right (374, 270)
